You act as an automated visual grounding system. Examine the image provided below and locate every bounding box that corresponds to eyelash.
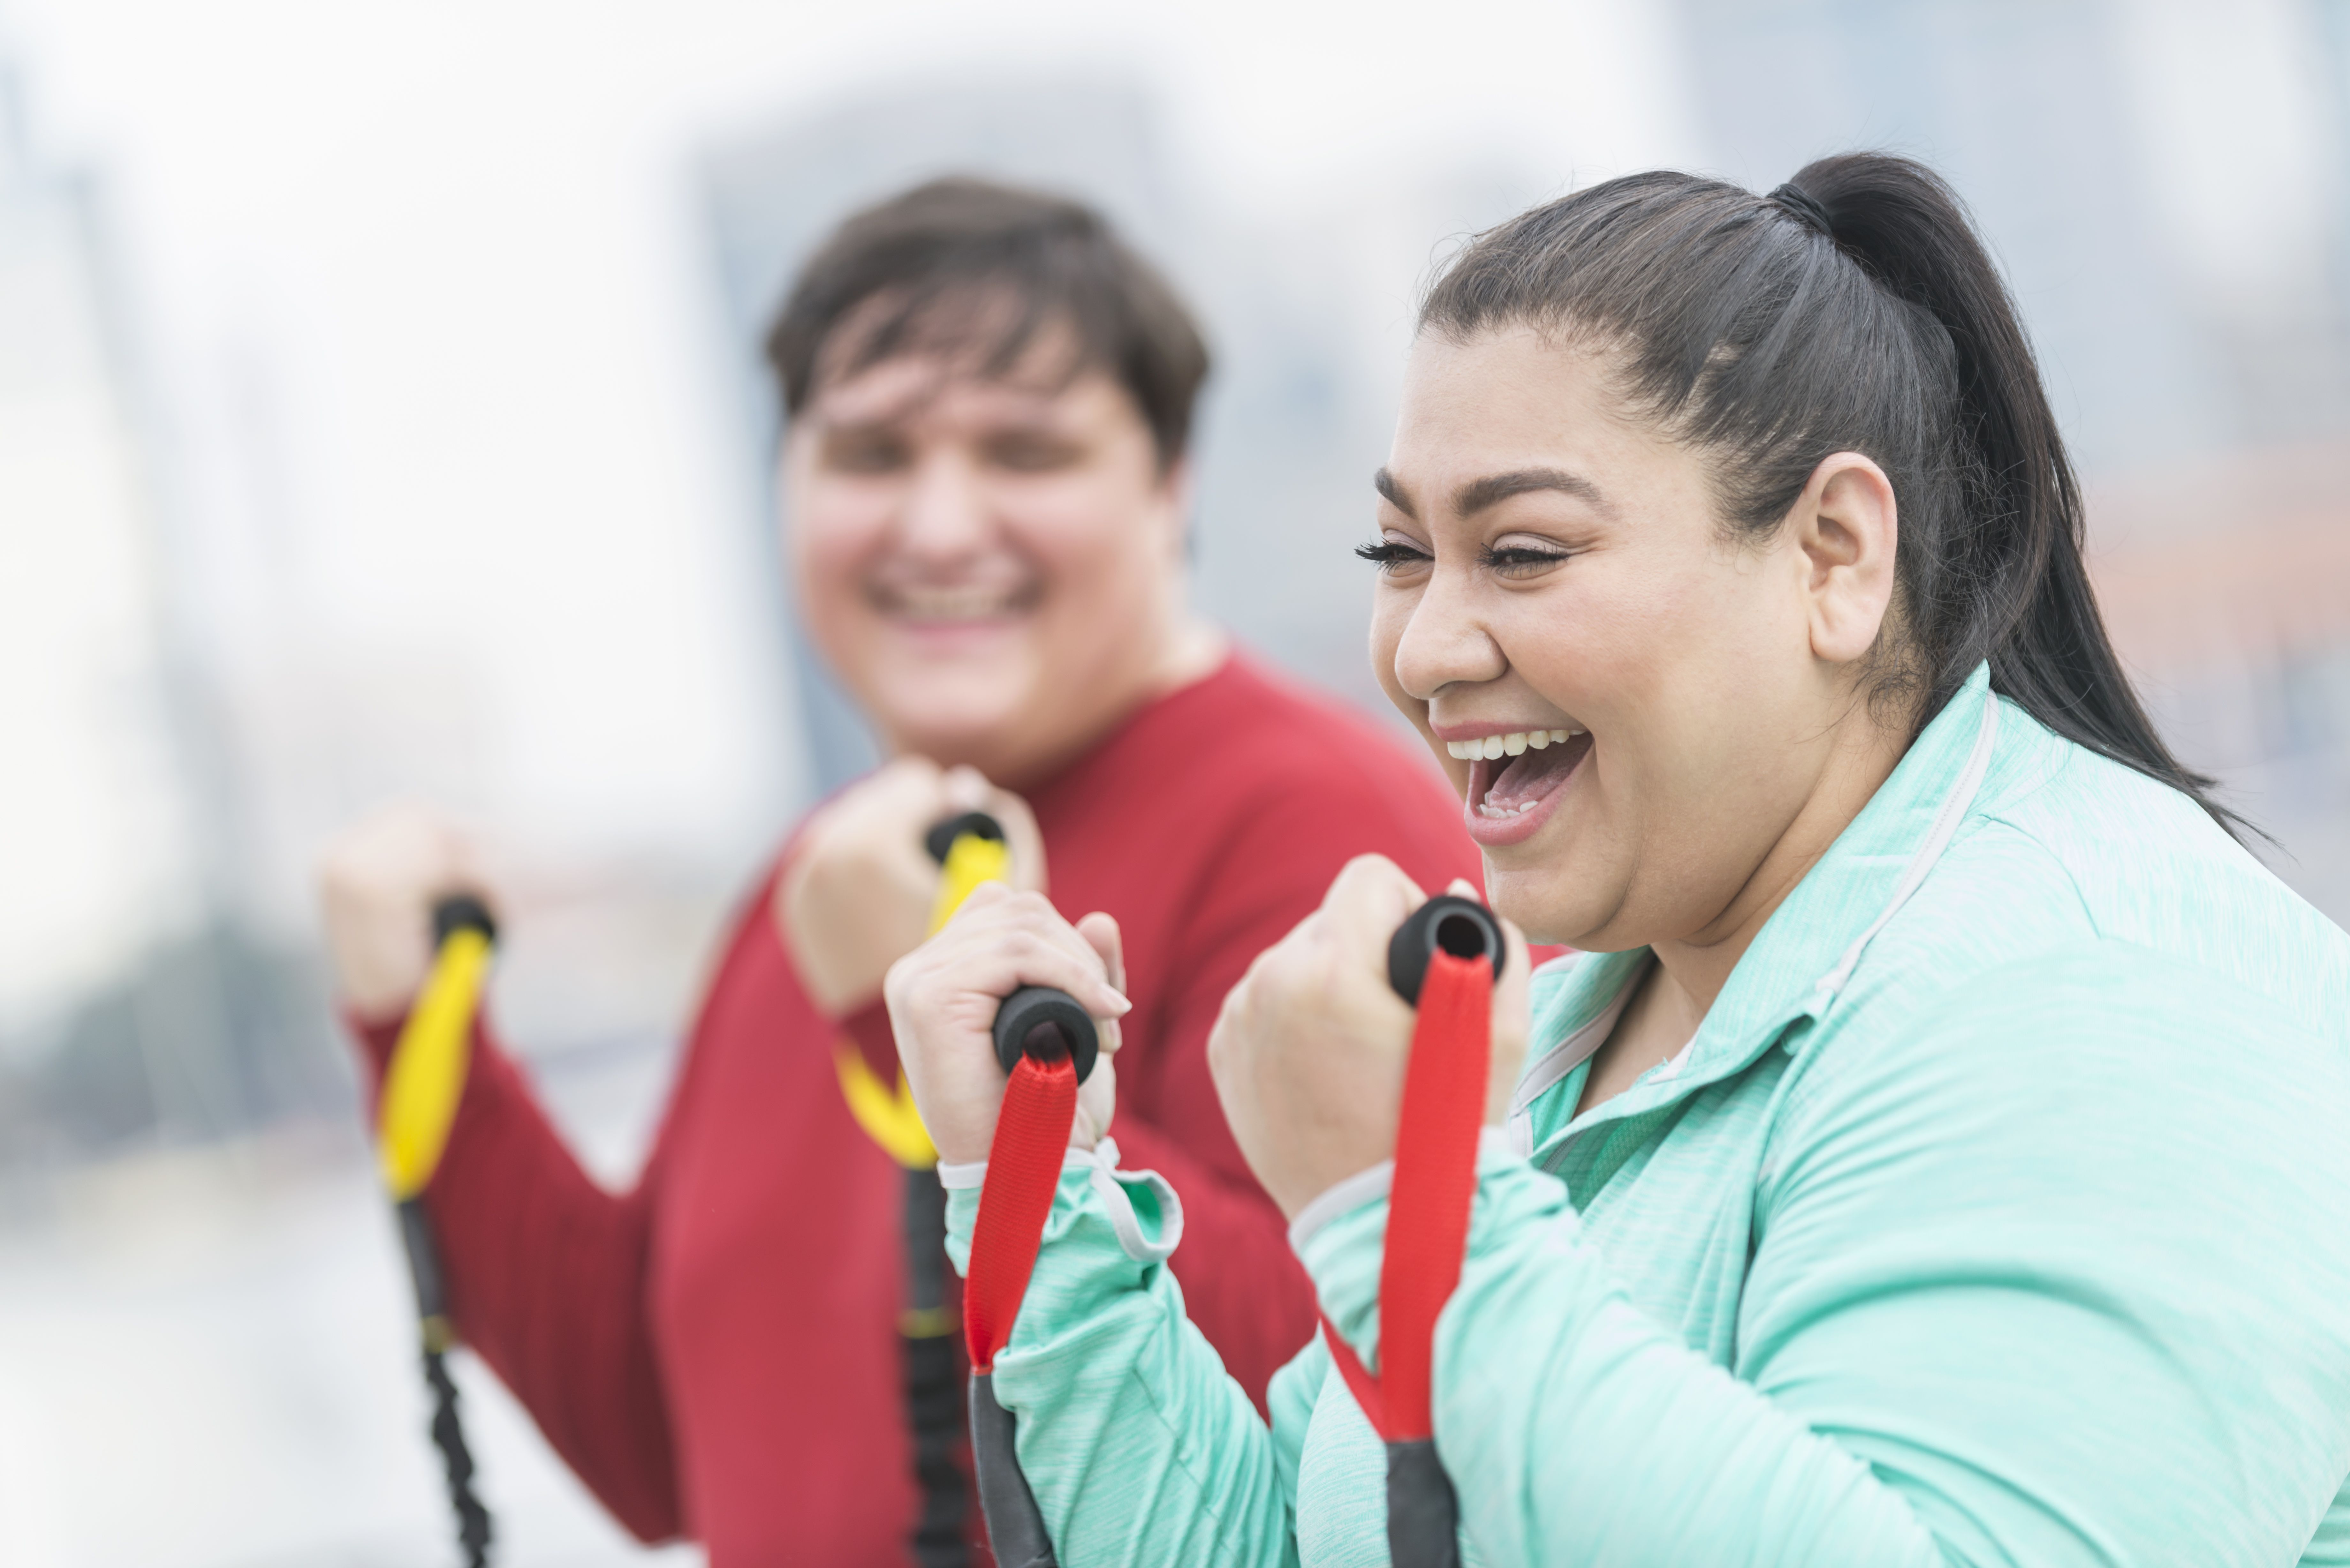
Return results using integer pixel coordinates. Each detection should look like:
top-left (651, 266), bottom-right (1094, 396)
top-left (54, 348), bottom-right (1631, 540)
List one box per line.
top-left (1354, 540), bottom-right (1430, 569)
top-left (1352, 540), bottom-right (1574, 576)
top-left (1482, 543), bottom-right (1573, 577)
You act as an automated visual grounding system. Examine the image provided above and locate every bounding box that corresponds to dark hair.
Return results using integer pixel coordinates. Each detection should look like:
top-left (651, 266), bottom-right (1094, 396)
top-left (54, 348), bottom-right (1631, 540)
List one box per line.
top-left (764, 176), bottom-right (1210, 467)
top-left (1421, 153), bottom-right (2240, 834)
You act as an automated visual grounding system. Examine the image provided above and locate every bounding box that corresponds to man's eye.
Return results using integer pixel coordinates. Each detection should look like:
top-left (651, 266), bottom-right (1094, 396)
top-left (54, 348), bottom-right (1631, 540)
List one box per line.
top-left (984, 435), bottom-right (1082, 472)
top-left (822, 434), bottom-right (912, 473)
top-left (1354, 540), bottom-right (1432, 574)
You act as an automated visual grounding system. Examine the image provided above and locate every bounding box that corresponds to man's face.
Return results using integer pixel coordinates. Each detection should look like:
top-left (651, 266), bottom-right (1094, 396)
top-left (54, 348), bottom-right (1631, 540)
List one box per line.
top-left (782, 337), bottom-right (1191, 785)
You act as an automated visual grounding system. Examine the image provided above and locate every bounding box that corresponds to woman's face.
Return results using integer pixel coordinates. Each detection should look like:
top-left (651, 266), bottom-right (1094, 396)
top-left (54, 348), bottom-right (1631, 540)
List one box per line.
top-left (784, 338), bottom-right (1189, 785)
top-left (1369, 326), bottom-right (1881, 951)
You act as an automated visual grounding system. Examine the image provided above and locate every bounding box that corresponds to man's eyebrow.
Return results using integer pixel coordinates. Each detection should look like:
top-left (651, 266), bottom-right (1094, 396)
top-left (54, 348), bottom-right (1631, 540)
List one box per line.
top-left (1372, 466), bottom-right (1416, 519)
top-left (1455, 467), bottom-right (1614, 519)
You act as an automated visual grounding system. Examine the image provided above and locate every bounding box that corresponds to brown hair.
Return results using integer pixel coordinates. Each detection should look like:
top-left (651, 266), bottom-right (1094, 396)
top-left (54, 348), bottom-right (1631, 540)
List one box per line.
top-left (764, 176), bottom-right (1210, 467)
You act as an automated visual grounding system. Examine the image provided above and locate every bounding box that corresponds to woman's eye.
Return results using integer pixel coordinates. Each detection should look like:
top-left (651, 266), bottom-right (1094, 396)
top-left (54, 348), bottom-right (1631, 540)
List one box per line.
top-left (1354, 539), bottom-right (1433, 575)
top-left (1480, 544), bottom-right (1573, 579)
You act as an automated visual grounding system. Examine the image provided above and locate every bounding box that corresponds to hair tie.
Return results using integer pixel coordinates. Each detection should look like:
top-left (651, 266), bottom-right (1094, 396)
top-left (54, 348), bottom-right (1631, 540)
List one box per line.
top-left (1768, 183), bottom-right (1834, 238)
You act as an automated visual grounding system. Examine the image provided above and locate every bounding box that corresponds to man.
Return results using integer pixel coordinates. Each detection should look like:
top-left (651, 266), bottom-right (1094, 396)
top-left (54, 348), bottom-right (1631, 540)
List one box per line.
top-left (321, 177), bottom-right (1478, 1564)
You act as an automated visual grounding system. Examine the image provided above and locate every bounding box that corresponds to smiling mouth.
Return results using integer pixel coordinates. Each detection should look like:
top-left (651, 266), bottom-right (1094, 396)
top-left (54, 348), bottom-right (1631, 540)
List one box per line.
top-left (1459, 727), bottom-right (1591, 819)
top-left (869, 583), bottom-right (1037, 622)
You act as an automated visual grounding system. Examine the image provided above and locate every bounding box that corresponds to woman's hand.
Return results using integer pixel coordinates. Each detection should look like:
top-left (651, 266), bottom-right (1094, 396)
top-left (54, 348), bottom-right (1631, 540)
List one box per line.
top-left (318, 803), bottom-right (490, 1021)
top-left (884, 885), bottom-right (1129, 1166)
top-left (778, 759), bottom-right (1047, 1017)
top-left (1207, 856), bottom-right (1530, 1220)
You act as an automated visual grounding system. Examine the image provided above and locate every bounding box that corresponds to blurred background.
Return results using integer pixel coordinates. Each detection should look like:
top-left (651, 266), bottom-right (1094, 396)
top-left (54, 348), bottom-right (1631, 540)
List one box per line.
top-left (1, 0), bottom-right (2346, 1562)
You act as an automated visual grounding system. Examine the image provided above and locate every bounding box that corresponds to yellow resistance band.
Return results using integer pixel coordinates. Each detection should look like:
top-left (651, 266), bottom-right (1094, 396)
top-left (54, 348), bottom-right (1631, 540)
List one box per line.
top-left (380, 924), bottom-right (493, 1200)
top-left (834, 829), bottom-right (1012, 1168)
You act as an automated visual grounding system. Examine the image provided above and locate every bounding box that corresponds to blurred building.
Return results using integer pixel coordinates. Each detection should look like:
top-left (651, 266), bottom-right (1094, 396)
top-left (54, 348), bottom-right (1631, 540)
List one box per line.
top-left (0, 71), bottom-right (344, 1179)
top-left (0, 71), bottom-right (191, 1041)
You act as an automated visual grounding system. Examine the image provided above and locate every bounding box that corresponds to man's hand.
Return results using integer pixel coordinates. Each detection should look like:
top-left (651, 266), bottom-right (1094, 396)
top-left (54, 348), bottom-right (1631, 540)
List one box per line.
top-left (777, 760), bottom-right (1046, 1018)
top-left (318, 803), bottom-right (487, 1022)
top-left (1206, 858), bottom-right (1529, 1219)
top-left (884, 885), bottom-right (1128, 1166)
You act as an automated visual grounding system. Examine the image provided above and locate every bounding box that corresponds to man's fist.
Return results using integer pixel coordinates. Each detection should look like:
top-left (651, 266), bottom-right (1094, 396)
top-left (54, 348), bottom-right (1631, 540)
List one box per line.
top-left (318, 803), bottom-right (486, 1021)
top-left (776, 760), bottom-right (1046, 1017)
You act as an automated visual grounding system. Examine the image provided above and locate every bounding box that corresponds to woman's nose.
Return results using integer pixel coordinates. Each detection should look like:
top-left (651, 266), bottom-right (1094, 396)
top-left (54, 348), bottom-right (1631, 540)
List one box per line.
top-left (1391, 569), bottom-right (1506, 700)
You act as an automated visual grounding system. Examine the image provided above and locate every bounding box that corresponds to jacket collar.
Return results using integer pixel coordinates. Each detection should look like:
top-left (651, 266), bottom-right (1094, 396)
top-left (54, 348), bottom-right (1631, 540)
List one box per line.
top-left (1515, 662), bottom-right (2005, 1161)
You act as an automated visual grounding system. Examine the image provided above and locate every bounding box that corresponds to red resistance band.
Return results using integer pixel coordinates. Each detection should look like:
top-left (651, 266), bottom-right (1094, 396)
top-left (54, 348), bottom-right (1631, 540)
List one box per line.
top-left (965, 1053), bottom-right (1080, 1374)
top-left (1321, 946), bottom-right (1493, 1444)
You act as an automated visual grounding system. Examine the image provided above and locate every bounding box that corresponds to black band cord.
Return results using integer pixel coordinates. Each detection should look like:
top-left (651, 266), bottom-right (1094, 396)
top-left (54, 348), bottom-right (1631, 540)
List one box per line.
top-left (398, 1195), bottom-right (494, 1566)
top-left (904, 1167), bottom-right (972, 1567)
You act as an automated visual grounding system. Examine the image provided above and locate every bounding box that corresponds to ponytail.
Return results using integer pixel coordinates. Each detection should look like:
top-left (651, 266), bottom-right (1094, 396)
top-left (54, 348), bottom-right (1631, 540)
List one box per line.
top-left (1785, 156), bottom-right (2232, 830)
top-left (1421, 153), bottom-right (2241, 835)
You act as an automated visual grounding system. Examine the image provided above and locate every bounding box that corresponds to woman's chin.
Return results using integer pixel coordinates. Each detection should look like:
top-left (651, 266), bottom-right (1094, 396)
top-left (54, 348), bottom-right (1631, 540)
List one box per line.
top-left (1481, 847), bottom-right (1612, 951)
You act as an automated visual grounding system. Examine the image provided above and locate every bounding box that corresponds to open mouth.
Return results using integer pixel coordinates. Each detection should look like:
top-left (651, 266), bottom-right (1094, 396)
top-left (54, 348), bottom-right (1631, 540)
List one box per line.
top-left (1449, 727), bottom-right (1590, 820)
top-left (1443, 725), bottom-right (1592, 843)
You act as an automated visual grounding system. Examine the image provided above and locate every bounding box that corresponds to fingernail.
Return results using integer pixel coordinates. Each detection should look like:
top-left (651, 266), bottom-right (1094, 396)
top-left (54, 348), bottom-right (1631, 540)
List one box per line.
top-left (1448, 878), bottom-right (1479, 897)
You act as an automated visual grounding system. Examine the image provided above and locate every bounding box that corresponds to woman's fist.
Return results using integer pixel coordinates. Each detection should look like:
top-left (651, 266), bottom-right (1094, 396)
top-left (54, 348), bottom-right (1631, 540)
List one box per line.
top-left (883, 885), bottom-right (1128, 1166)
top-left (1206, 856), bottom-right (1529, 1219)
top-left (778, 759), bottom-right (1046, 1017)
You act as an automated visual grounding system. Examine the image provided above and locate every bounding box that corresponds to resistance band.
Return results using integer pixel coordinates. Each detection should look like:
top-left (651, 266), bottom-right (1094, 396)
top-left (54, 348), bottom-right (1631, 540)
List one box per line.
top-left (1320, 894), bottom-right (1505, 1568)
top-left (831, 810), bottom-right (1014, 1566)
top-left (378, 893), bottom-right (499, 1568)
top-left (964, 982), bottom-right (1101, 1568)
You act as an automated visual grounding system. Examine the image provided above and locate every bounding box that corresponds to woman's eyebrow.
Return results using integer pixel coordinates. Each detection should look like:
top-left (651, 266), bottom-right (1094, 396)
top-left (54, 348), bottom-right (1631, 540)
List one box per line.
top-left (1372, 465), bottom-right (1614, 521)
top-left (1453, 467), bottom-right (1614, 519)
top-left (1373, 466), bottom-right (1417, 518)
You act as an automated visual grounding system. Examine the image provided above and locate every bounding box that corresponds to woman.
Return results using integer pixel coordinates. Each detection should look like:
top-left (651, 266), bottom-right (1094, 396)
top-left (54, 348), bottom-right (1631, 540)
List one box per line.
top-left (888, 155), bottom-right (2350, 1564)
top-left (319, 177), bottom-right (1478, 1565)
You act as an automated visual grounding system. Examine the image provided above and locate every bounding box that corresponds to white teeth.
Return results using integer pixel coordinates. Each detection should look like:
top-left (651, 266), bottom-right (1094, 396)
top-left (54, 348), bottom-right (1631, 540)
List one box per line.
top-left (1448, 727), bottom-right (1584, 759)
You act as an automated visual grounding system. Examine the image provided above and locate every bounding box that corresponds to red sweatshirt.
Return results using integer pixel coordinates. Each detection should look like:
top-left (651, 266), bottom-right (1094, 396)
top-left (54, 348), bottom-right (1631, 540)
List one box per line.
top-left (354, 653), bottom-right (1479, 1564)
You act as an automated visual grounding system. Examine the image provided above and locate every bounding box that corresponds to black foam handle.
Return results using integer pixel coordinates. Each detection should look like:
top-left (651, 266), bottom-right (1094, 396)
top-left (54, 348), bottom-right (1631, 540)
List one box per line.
top-left (1385, 1438), bottom-right (1462, 1567)
top-left (926, 810), bottom-right (1007, 865)
top-left (1386, 894), bottom-right (1505, 1007)
top-left (431, 893), bottom-right (498, 948)
top-left (971, 1371), bottom-right (1057, 1566)
top-left (991, 986), bottom-right (1099, 1085)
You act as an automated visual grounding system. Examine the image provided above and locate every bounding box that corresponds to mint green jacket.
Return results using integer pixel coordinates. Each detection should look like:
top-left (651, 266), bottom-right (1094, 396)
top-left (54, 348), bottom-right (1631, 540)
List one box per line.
top-left (944, 665), bottom-right (2350, 1566)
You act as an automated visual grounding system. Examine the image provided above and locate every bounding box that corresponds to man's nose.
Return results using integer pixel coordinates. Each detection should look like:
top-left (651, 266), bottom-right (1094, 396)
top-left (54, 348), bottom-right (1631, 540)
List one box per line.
top-left (896, 449), bottom-right (990, 557)
top-left (1392, 567), bottom-right (1506, 700)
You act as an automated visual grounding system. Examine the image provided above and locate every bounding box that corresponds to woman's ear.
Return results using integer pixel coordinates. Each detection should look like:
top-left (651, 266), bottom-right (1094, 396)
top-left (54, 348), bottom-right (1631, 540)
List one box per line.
top-left (1794, 453), bottom-right (1899, 666)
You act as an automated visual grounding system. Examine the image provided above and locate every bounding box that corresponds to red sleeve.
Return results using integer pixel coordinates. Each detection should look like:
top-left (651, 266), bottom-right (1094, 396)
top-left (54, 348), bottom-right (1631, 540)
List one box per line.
top-left (351, 1012), bottom-right (681, 1543)
top-left (1110, 777), bottom-right (1482, 1414)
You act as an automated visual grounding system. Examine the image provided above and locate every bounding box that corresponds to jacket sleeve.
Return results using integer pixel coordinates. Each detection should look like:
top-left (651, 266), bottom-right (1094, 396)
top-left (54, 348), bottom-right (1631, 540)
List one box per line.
top-left (1307, 944), bottom-right (2350, 1567)
top-left (945, 1155), bottom-right (1306, 1566)
top-left (352, 1011), bottom-right (682, 1542)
